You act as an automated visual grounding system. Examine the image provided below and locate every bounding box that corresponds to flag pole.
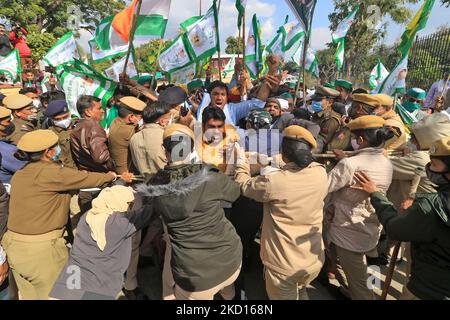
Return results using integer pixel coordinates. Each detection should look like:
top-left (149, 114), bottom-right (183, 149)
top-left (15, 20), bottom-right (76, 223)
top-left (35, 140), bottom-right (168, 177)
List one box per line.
top-left (242, 12), bottom-right (246, 71)
top-left (199, 0), bottom-right (202, 15)
top-left (122, 0), bottom-right (143, 75)
top-left (217, 0), bottom-right (223, 81)
top-left (237, 27), bottom-right (241, 61)
top-left (294, 34), bottom-right (309, 107)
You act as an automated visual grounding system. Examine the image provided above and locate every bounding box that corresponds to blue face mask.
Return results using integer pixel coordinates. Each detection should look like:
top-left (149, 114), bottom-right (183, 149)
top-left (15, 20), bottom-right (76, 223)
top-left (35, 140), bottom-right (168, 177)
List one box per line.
top-left (311, 101), bottom-right (323, 113)
top-left (52, 145), bottom-right (61, 162)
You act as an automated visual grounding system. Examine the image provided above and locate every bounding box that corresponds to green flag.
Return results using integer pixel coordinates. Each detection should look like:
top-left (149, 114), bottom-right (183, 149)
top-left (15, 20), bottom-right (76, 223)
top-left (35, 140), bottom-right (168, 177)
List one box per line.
top-left (0, 49), bottom-right (21, 83)
top-left (245, 14), bottom-right (263, 79)
top-left (331, 6), bottom-right (359, 72)
top-left (236, 0), bottom-right (247, 28)
top-left (398, 0), bottom-right (435, 58)
top-left (43, 32), bottom-right (80, 70)
top-left (60, 60), bottom-right (117, 123)
top-left (369, 59), bottom-right (389, 89)
top-left (159, 34), bottom-right (193, 73)
top-left (222, 54), bottom-right (236, 78)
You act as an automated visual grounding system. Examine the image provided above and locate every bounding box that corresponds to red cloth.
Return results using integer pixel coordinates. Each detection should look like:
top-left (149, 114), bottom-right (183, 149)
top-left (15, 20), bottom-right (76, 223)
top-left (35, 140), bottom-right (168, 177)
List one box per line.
top-left (9, 28), bottom-right (31, 58)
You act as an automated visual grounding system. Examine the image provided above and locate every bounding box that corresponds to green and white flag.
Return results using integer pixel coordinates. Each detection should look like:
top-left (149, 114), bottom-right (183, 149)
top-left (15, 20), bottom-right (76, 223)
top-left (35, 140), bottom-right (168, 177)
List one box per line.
top-left (159, 34), bottom-right (192, 73)
top-left (60, 60), bottom-right (117, 118)
top-left (377, 55), bottom-right (408, 96)
top-left (245, 14), bottom-right (263, 79)
top-left (184, 1), bottom-right (220, 62)
top-left (90, 17), bottom-right (128, 62)
top-left (266, 22), bottom-right (305, 57)
top-left (168, 61), bottom-right (197, 84)
top-left (104, 52), bottom-right (138, 82)
top-left (331, 6), bottom-right (359, 71)
top-left (43, 32), bottom-right (80, 69)
top-left (292, 40), bottom-right (319, 78)
top-left (222, 54), bottom-right (236, 78)
top-left (235, 0), bottom-right (247, 28)
top-left (0, 49), bottom-right (21, 83)
top-left (369, 59), bottom-right (389, 89)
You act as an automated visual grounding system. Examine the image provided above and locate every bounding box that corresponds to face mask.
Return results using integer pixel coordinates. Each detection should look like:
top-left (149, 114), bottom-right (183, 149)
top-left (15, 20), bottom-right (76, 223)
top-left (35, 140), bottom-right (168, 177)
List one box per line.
top-left (52, 145), bottom-right (61, 162)
top-left (351, 138), bottom-right (360, 151)
top-left (1, 122), bottom-right (15, 136)
top-left (27, 113), bottom-right (38, 121)
top-left (54, 117), bottom-right (72, 129)
top-left (403, 101), bottom-right (421, 113)
top-left (311, 101), bottom-right (323, 113)
top-left (32, 99), bottom-right (42, 109)
top-left (137, 118), bottom-right (144, 127)
top-left (425, 163), bottom-right (449, 186)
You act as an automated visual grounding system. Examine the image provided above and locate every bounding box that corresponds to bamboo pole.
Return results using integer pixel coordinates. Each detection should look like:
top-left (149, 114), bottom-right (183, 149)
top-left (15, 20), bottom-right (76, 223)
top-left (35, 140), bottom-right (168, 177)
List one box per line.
top-left (122, 0), bottom-right (143, 75)
top-left (199, 0), bottom-right (202, 15)
top-left (294, 34), bottom-right (309, 107)
top-left (150, 38), bottom-right (164, 90)
top-left (217, 0), bottom-right (222, 82)
top-left (242, 12), bottom-right (246, 71)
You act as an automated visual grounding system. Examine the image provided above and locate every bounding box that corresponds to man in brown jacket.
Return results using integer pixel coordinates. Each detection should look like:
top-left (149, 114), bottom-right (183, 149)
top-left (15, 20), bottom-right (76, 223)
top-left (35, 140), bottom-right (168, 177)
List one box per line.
top-left (70, 95), bottom-right (115, 215)
top-left (235, 125), bottom-right (328, 300)
top-left (1, 129), bottom-right (119, 299)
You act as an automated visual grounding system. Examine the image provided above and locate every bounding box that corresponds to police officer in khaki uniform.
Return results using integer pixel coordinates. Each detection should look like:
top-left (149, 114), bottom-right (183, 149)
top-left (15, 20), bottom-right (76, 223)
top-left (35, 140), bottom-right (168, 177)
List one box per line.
top-left (3, 94), bottom-right (38, 145)
top-left (1, 130), bottom-right (119, 299)
top-left (44, 100), bottom-right (76, 169)
top-left (310, 85), bottom-right (342, 152)
top-left (108, 96), bottom-right (148, 299)
top-left (108, 96), bottom-right (146, 175)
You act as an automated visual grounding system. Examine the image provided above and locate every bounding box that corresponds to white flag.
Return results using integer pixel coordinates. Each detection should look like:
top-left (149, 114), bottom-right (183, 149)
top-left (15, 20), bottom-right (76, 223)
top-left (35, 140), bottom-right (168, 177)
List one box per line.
top-left (43, 32), bottom-right (80, 69)
top-left (159, 35), bottom-right (192, 73)
top-left (104, 53), bottom-right (138, 82)
top-left (369, 59), bottom-right (389, 89)
top-left (169, 61), bottom-right (197, 84)
top-left (377, 55), bottom-right (408, 96)
top-left (0, 49), bottom-right (21, 83)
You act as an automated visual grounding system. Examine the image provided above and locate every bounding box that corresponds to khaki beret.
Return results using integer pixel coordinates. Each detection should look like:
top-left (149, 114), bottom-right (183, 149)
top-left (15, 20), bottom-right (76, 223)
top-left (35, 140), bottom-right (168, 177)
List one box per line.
top-left (412, 113), bottom-right (450, 149)
top-left (0, 107), bottom-right (11, 119)
top-left (3, 94), bottom-right (33, 110)
top-left (311, 85), bottom-right (340, 100)
top-left (429, 136), bottom-right (450, 157)
top-left (352, 94), bottom-right (380, 108)
top-left (347, 115), bottom-right (386, 131)
top-left (374, 94), bottom-right (393, 107)
top-left (17, 129), bottom-right (59, 152)
top-left (283, 125), bottom-right (317, 149)
top-left (119, 96), bottom-right (146, 112)
top-left (163, 124), bottom-right (195, 141)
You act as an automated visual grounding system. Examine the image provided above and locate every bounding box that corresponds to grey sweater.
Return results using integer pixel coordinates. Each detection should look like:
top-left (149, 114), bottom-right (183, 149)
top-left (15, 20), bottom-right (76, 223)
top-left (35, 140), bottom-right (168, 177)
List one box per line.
top-left (50, 204), bottom-right (154, 300)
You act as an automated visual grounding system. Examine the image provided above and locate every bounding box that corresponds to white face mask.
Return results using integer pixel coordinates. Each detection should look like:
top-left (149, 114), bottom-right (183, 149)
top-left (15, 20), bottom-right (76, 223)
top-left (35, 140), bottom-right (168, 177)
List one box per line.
top-left (32, 99), bottom-right (41, 109)
top-left (351, 138), bottom-right (360, 151)
top-left (137, 118), bottom-right (144, 127)
top-left (54, 117), bottom-right (72, 129)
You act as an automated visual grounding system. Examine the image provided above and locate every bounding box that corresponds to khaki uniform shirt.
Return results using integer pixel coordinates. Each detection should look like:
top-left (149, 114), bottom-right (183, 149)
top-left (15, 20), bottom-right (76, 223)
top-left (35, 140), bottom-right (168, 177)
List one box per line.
top-left (50, 125), bottom-right (76, 169)
top-left (383, 110), bottom-right (408, 151)
top-left (312, 110), bottom-right (342, 147)
top-left (327, 148), bottom-right (393, 252)
top-left (129, 123), bottom-right (167, 175)
top-left (8, 117), bottom-right (36, 145)
top-left (7, 161), bottom-right (114, 235)
top-left (235, 160), bottom-right (328, 277)
top-left (108, 117), bottom-right (137, 174)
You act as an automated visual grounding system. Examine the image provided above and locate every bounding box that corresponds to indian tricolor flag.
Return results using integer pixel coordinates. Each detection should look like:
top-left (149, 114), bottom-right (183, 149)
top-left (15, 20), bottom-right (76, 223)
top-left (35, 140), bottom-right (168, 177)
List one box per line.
top-left (91, 0), bottom-right (171, 61)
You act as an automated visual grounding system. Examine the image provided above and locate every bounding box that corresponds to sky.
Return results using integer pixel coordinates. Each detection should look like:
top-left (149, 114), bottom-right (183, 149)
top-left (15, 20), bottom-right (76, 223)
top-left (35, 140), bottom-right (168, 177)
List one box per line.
top-left (80, 0), bottom-right (450, 53)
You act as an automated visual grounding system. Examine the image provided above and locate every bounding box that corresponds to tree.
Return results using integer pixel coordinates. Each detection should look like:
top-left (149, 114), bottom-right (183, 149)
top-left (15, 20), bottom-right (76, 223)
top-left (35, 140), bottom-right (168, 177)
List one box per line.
top-left (328, 0), bottom-right (420, 81)
top-left (225, 36), bottom-right (243, 55)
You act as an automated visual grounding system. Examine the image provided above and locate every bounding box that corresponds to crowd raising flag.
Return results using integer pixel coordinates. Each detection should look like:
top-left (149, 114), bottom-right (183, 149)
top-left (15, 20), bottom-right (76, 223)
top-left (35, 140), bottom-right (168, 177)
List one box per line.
top-left (235, 0), bottom-right (247, 29)
top-left (104, 52), bottom-right (139, 82)
top-left (284, 0), bottom-right (317, 35)
top-left (222, 54), bottom-right (236, 78)
top-left (60, 60), bottom-right (117, 118)
top-left (378, 0), bottom-right (435, 96)
top-left (245, 14), bottom-right (263, 79)
top-left (0, 49), bottom-right (21, 83)
top-left (331, 6), bottom-right (359, 72)
top-left (369, 59), bottom-right (389, 89)
top-left (43, 32), bottom-right (80, 70)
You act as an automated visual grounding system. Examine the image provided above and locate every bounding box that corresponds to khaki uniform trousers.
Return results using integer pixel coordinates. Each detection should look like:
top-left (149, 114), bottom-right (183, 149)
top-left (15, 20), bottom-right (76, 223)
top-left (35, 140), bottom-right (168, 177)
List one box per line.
top-left (330, 243), bottom-right (375, 300)
top-left (1, 229), bottom-right (69, 300)
top-left (264, 267), bottom-right (319, 300)
top-left (174, 265), bottom-right (241, 300)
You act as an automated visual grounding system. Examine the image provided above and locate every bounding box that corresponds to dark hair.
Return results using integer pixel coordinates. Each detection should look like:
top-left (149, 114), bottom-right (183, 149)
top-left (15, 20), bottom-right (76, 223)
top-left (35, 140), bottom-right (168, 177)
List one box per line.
top-left (352, 127), bottom-right (395, 148)
top-left (142, 101), bottom-right (172, 124)
top-left (77, 95), bottom-right (101, 117)
top-left (162, 135), bottom-right (194, 162)
top-left (117, 106), bottom-right (134, 118)
top-left (352, 88), bottom-right (368, 94)
top-left (281, 138), bottom-right (313, 169)
top-left (157, 83), bottom-right (174, 94)
top-left (207, 80), bottom-right (229, 95)
top-left (113, 85), bottom-right (132, 99)
top-left (202, 106), bottom-right (226, 126)
top-left (292, 108), bottom-right (312, 121)
top-left (19, 87), bottom-right (38, 94)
